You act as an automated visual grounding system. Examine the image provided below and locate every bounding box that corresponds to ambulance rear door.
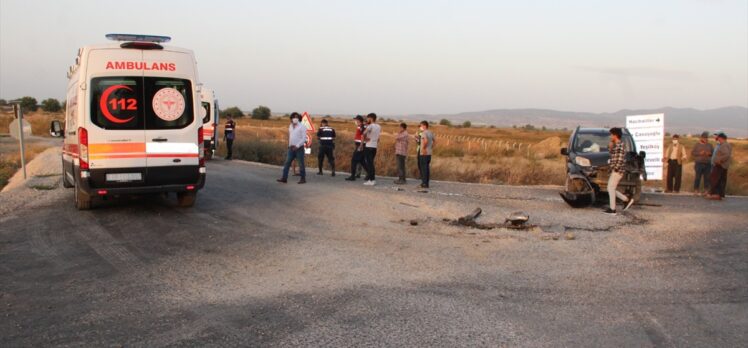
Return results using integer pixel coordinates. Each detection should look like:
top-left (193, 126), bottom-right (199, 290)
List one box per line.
top-left (86, 48), bottom-right (147, 188)
top-left (142, 49), bottom-right (200, 186)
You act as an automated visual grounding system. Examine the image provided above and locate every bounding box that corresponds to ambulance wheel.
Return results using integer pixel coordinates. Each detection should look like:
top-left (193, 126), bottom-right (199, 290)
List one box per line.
top-left (74, 180), bottom-right (92, 210)
top-left (177, 191), bottom-right (196, 207)
top-left (62, 160), bottom-right (73, 188)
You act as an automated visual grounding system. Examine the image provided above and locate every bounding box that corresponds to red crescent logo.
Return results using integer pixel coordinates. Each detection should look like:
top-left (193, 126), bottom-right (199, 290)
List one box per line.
top-left (99, 85), bottom-right (135, 124)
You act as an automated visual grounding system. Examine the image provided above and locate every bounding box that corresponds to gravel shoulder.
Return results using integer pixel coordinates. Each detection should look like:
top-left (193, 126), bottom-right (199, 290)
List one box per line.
top-left (1, 157), bottom-right (746, 347)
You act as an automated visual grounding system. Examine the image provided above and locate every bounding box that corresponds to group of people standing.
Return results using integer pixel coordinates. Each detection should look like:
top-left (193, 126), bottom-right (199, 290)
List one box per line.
top-left (663, 131), bottom-right (733, 200)
top-left (274, 112), bottom-right (435, 188)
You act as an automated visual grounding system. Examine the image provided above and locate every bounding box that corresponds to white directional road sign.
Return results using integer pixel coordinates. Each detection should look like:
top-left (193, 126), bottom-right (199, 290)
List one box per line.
top-left (626, 113), bottom-right (664, 180)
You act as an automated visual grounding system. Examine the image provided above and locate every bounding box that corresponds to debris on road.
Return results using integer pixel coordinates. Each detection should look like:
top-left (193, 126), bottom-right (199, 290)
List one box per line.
top-left (448, 207), bottom-right (537, 230)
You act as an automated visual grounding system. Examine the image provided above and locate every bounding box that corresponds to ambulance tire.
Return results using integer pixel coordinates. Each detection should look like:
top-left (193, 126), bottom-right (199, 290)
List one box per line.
top-left (177, 191), bottom-right (196, 207)
top-left (62, 160), bottom-right (73, 188)
top-left (74, 180), bottom-right (92, 210)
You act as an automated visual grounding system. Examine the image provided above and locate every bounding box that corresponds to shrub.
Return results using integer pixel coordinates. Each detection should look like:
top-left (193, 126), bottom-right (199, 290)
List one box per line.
top-left (462, 120), bottom-right (472, 128)
top-left (221, 106), bottom-right (244, 118)
top-left (40, 98), bottom-right (62, 112)
top-left (18, 96), bottom-right (38, 112)
top-left (439, 119), bottom-right (452, 127)
top-left (251, 105), bottom-right (271, 120)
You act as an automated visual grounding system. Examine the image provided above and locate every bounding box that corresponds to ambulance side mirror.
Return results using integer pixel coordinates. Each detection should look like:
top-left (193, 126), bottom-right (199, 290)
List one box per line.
top-left (50, 120), bottom-right (64, 137)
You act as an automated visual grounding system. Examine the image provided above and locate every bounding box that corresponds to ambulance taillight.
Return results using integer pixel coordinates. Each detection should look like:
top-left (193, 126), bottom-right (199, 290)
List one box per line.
top-left (78, 127), bottom-right (89, 170)
top-left (198, 126), bottom-right (205, 168)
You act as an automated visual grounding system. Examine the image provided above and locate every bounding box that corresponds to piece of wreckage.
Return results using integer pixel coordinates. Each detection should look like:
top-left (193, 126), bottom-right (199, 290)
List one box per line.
top-left (449, 208), bottom-right (535, 230)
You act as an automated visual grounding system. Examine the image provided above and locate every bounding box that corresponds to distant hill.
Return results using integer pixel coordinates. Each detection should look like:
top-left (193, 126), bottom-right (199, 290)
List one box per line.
top-left (404, 106), bottom-right (748, 138)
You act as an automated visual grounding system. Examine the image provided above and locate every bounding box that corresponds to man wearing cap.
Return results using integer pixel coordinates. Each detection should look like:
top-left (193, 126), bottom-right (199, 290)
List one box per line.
top-left (663, 134), bottom-right (687, 193)
top-left (707, 132), bottom-right (732, 200)
top-left (691, 131), bottom-right (714, 195)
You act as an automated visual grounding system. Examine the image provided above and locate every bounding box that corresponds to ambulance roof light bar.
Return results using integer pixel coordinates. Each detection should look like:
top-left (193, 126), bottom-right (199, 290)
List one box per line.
top-left (105, 33), bottom-right (171, 43)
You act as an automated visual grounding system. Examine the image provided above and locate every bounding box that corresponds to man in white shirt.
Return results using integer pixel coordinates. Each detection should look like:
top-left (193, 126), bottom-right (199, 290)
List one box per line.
top-left (277, 113), bottom-right (307, 184)
top-left (361, 113), bottom-right (381, 186)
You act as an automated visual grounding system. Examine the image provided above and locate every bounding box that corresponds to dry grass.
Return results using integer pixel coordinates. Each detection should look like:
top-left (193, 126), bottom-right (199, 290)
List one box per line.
top-left (0, 143), bottom-right (50, 190)
top-left (0, 111), bottom-right (64, 137)
top-left (219, 117), bottom-right (568, 186)
top-left (221, 116), bottom-right (746, 195)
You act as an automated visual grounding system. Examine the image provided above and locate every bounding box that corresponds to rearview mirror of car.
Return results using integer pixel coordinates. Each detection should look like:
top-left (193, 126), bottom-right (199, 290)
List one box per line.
top-left (639, 151), bottom-right (646, 159)
top-left (49, 120), bottom-right (64, 137)
top-left (560, 148), bottom-right (568, 156)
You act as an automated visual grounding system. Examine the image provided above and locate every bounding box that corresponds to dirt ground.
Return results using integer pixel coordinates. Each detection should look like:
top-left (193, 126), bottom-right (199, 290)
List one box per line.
top-left (0, 156), bottom-right (746, 347)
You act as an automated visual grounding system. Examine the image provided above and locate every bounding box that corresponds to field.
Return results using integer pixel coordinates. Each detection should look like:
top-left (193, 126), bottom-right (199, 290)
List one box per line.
top-left (1, 111), bottom-right (745, 195)
top-left (0, 111), bottom-right (63, 190)
top-left (220, 117), bottom-right (569, 186)
top-left (219, 116), bottom-right (748, 195)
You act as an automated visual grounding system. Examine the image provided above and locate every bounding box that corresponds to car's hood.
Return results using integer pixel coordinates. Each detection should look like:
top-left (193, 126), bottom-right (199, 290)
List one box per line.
top-left (574, 152), bottom-right (609, 167)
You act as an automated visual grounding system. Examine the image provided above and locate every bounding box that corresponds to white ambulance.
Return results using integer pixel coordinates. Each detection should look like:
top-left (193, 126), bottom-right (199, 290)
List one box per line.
top-left (199, 87), bottom-right (219, 159)
top-left (53, 34), bottom-right (206, 210)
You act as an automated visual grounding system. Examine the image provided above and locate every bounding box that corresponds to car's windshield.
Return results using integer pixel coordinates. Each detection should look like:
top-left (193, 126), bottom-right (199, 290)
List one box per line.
top-left (573, 131), bottom-right (634, 153)
top-left (573, 132), bottom-right (609, 153)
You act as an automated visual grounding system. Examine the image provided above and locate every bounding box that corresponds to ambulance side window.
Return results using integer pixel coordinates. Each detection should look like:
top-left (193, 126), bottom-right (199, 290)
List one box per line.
top-left (90, 77), bottom-right (144, 130)
top-left (144, 78), bottom-right (194, 130)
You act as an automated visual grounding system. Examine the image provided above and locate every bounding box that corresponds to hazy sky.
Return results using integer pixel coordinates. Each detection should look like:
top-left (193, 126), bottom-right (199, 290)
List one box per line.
top-left (1, 0), bottom-right (746, 115)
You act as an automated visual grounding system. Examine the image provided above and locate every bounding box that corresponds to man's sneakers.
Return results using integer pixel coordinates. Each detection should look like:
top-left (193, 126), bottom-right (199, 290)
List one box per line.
top-left (394, 179), bottom-right (406, 185)
top-left (363, 180), bottom-right (376, 186)
top-left (298, 178), bottom-right (306, 184)
top-left (623, 198), bottom-right (635, 211)
top-left (344, 176), bottom-right (356, 181)
top-left (276, 178), bottom-right (287, 184)
top-left (316, 171), bottom-right (323, 175)
top-left (602, 208), bottom-right (617, 215)
top-left (418, 184), bottom-right (429, 189)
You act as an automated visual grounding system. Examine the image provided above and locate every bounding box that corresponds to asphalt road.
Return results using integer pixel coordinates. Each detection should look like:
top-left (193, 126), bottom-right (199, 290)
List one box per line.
top-left (1, 158), bottom-right (747, 347)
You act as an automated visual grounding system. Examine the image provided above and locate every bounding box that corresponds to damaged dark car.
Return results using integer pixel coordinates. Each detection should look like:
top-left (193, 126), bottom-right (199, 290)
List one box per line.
top-left (560, 127), bottom-right (647, 208)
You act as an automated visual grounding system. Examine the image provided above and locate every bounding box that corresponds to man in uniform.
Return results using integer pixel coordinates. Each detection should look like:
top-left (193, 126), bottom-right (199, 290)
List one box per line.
top-left (317, 119), bottom-right (336, 176)
top-left (345, 115), bottom-right (367, 181)
top-left (224, 115), bottom-right (236, 160)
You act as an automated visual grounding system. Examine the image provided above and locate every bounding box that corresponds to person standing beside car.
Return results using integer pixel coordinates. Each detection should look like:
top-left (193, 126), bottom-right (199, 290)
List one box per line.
top-left (418, 121), bottom-right (435, 189)
top-left (316, 119), bottom-right (336, 176)
top-left (691, 131), bottom-right (714, 195)
top-left (707, 131), bottom-right (732, 200)
top-left (394, 122), bottom-right (409, 184)
top-left (603, 127), bottom-right (635, 215)
top-left (361, 113), bottom-right (381, 186)
top-left (223, 115), bottom-right (236, 160)
top-left (663, 134), bottom-right (687, 193)
top-left (277, 113), bottom-right (307, 184)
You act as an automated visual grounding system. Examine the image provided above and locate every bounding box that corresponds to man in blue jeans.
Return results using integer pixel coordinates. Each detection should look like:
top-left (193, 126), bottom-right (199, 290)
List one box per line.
top-left (691, 131), bottom-right (713, 195)
top-left (417, 121), bottom-right (435, 188)
top-left (277, 113), bottom-right (308, 184)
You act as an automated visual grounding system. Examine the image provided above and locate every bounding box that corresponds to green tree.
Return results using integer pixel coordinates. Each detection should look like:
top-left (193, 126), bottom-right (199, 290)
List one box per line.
top-left (40, 98), bottom-right (62, 112)
top-left (439, 119), bottom-right (452, 127)
top-left (220, 106), bottom-right (244, 118)
top-left (462, 120), bottom-right (472, 128)
top-left (251, 105), bottom-right (272, 120)
top-left (0, 99), bottom-right (7, 106)
top-left (18, 96), bottom-right (38, 112)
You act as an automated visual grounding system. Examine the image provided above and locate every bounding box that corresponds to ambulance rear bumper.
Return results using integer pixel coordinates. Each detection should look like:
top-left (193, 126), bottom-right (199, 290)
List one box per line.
top-left (78, 171), bottom-right (205, 195)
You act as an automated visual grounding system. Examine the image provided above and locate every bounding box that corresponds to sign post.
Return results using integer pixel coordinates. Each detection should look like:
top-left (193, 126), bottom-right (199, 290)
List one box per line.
top-left (626, 113), bottom-right (665, 181)
top-left (10, 104), bottom-right (28, 179)
top-left (300, 112), bottom-right (315, 155)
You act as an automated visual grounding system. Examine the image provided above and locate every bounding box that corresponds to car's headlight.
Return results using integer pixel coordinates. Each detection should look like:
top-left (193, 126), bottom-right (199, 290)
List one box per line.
top-left (575, 156), bottom-right (591, 167)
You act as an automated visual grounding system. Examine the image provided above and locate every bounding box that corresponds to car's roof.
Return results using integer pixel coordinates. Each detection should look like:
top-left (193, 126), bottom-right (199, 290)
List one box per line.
top-left (575, 128), bottom-right (610, 134)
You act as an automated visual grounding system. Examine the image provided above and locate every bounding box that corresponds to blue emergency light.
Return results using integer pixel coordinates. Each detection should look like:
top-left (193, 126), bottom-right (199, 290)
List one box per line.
top-left (105, 33), bottom-right (171, 43)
